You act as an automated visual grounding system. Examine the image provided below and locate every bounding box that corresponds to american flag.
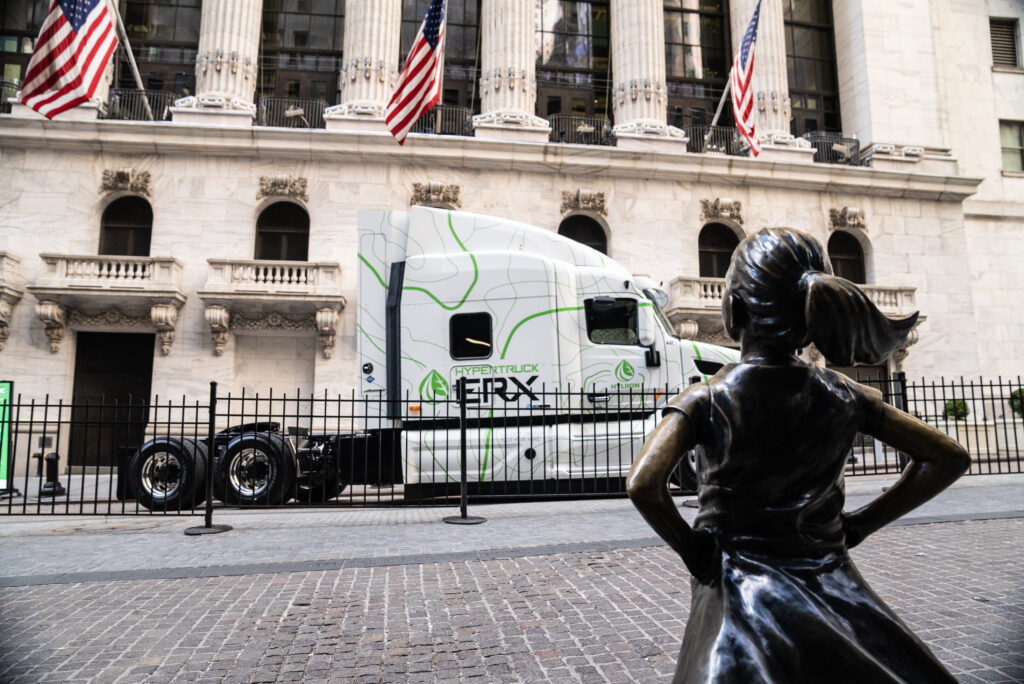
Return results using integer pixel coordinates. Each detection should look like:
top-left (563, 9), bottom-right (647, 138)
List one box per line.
top-left (729, 0), bottom-right (762, 157)
top-left (385, 0), bottom-right (446, 145)
top-left (19, 0), bottom-right (118, 119)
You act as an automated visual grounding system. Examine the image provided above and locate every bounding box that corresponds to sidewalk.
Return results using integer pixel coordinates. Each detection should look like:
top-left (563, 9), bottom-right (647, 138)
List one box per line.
top-left (1, 474), bottom-right (1022, 683)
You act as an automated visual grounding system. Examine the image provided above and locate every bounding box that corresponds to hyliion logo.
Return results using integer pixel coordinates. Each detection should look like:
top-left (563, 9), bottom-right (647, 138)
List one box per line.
top-left (615, 360), bottom-right (635, 384)
top-left (419, 369), bottom-right (450, 402)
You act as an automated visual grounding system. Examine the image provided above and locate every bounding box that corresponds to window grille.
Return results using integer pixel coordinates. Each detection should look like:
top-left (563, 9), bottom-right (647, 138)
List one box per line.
top-left (990, 19), bottom-right (1020, 68)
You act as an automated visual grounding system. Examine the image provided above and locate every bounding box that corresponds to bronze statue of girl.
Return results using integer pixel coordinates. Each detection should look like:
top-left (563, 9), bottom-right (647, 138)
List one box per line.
top-left (628, 228), bottom-right (969, 683)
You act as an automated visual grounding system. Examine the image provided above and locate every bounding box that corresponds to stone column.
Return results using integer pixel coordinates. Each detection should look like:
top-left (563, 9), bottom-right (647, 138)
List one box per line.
top-left (171, 0), bottom-right (261, 125)
top-left (472, 0), bottom-right (550, 142)
top-left (729, 0), bottom-right (812, 161)
top-left (610, 0), bottom-right (684, 152)
top-left (324, 0), bottom-right (402, 132)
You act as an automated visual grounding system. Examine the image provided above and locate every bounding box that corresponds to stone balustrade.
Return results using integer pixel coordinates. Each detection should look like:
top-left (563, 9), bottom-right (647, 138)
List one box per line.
top-left (34, 254), bottom-right (183, 291)
top-left (203, 259), bottom-right (341, 298)
top-left (861, 285), bottom-right (917, 316)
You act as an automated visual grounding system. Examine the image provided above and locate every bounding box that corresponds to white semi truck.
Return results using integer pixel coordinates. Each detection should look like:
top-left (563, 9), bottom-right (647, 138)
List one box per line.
top-left (128, 207), bottom-right (738, 509)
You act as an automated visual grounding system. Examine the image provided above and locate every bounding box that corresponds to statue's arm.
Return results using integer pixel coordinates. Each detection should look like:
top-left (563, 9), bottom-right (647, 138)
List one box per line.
top-left (843, 403), bottom-right (971, 548)
top-left (627, 412), bottom-right (715, 580)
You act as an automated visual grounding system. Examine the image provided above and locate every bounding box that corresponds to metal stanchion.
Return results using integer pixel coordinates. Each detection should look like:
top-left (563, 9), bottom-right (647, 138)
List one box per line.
top-left (186, 381), bottom-right (232, 535)
top-left (444, 378), bottom-right (485, 525)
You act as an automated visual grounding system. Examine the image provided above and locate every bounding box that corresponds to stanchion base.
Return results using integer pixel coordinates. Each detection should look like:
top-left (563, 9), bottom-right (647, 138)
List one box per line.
top-left (681, 499), bottom-right (699, 508)
top-left (443, 515), bottom-right (486, 525)
top-left (184, 524), bottom-right (233, 536)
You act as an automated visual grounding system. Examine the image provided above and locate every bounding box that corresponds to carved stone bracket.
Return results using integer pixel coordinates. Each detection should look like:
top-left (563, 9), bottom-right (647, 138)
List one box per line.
top-left (892, 328), bottom-right (920, 372)
top-left (829, 207), bottom-right (866, 231)
top-left (700, 198), bottom-right (743, 225)
top-left (258, 176), bottom-right (309, 203)
top-left (561, 189), bottom-right (607, 216)
top-left (35, 300), bottom-right (66, 352)
top-left (0, 299), bottom-right (11, 352)
top-left (316, 308), bottom-right (340, 360)
top-left (204, 305), bottom-right (231, 356)
top-left (100, 168), bottom-right (152, 197)
top-left (675, 319), bottom-right (699, 340)
top-left (412, 182), bottom-right (461, 209)
top-left (150, 303), bottom-right (179, 355)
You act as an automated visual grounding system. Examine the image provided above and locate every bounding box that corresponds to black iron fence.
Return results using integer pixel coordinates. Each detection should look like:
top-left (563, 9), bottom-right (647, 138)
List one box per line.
top-left (805, 131), bottom-right (865, 166)
top-left (547, 114), bottom-right (615, 146)
top-left (1, 376), bottom-right (1020, 516)
top-left (408, 104), bottom-right (474, 137)
top-left (682, 124), bottom-right (747, 156)
top-left (103, 89), bottom-right (177, 121)
top-left (257, 97), bottom-right (328, 129)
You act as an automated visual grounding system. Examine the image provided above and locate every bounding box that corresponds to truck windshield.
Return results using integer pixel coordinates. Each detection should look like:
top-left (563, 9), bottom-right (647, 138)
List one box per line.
top-left (643, 288), bottom-right (679, 339)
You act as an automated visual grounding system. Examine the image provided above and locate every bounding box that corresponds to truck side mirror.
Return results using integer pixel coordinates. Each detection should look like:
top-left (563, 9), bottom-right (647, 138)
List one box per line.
top-left (638, 329), bottom-right (655, 347)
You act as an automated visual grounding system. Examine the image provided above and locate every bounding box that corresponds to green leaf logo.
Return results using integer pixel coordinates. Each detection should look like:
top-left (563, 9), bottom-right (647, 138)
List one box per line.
top-left (615, 360), bottom-right (635, 384)
top-left (419, 370), bottom-right (450, 403)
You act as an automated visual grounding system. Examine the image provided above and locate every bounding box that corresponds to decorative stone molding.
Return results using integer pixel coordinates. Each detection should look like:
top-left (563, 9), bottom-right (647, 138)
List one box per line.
top-left (316, 308), bottom-right (341, 359)
top-left (412, 182), bottom-right (461, 209)
top-left (257, 176), bottom-right (309, 203)
top-left (479, 67), bottom-right (533, 97)
top-left (231, 311), bottom-right (317, 333)
top-left (100, 168), bottom-right (152, 198)
top-left (612, 120), bottom-right (686, 139)
top-left (68, 308), bottom-right (151, 328)
top-left (829, 207), bottom-right (866, 231)
top-left (204, 305), bottom-right (231, 356)
top-left (150, 303), bottom-right (179, 355)
top-left (472, 110), bottom-right (551, 129)
top-left (561, 189), bottom-right (607, 217)
top-left (35, 301), bottom-right (66, 353)
top-left (700, 198), bottom-right (743, 225)
top-left (196, 49), bottom-right (256, 83)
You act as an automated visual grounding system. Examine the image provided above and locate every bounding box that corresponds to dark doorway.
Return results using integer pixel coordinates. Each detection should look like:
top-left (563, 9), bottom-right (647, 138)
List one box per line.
top-left (698, 223), bottom-right (740, 278)
top-left (70, 332), bottom-right (154, 469)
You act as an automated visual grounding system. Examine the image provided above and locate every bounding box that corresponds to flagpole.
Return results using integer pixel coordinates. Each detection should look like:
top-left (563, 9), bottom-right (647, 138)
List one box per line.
top-left (703, 80), bottom-right (731, 150)
top-left (107, 0), bottom-right (154, 121)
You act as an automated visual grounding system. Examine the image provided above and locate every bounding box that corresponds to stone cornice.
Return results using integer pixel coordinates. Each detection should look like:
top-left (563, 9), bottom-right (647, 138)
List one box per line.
top-left (0, 118), bottom-right (984, 202)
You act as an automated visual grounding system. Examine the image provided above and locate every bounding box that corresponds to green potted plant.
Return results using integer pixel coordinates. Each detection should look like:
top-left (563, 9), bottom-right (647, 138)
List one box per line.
top-left (1010, 388), bottom-right (1024, 418)
top-left (943, 399), bottom-right (970, 420)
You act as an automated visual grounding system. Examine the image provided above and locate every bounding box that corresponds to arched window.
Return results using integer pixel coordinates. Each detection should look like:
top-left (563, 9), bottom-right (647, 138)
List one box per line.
top-left (698, 223), bottom-right (739, 278)
top-left (99, 197), bottom-right (152, 256)
top-left (558, 215), bottom-right (607, 254)
top-left (827, 231), bottom-right (866, 284)
top-left (255, 202), bottom-right (309, 261)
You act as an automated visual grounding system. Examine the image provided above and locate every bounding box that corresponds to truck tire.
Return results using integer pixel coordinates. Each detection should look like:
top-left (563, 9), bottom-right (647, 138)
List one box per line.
top-left (219, 434), bottom-right (295, 506)
top-left (128, 438), bottom-right (207, 511)
top-left (670, 449), bottom-right (699, 494)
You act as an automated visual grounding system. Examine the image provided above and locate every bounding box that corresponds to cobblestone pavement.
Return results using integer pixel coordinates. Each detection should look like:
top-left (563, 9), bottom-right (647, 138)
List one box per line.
top-left (1, 475), bottom-right (1023, 683)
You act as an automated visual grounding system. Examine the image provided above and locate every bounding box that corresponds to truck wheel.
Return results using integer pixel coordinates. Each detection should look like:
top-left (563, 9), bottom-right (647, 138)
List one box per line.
top-left (219, 435), bottom-right (295, 506)
top-left (670, 450), bottom-right (699, 494)
top-left (129, 438), bottom-right (206, 511)
top-left (294, 477), bottom-right (345, 504)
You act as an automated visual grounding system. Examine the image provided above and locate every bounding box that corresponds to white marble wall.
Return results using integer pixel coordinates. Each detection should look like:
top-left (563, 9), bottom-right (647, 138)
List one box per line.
top-left (0, 125), bottom-right (992, 403)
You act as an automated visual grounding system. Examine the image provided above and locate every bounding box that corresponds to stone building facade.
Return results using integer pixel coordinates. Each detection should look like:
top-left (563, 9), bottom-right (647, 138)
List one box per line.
top-left (0, 0), bottom-right (1021, 410)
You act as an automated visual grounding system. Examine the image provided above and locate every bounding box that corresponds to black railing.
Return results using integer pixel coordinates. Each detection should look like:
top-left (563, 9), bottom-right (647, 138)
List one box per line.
top-left (409, 104), bottom-right (474, 137)
top-left (0, 81), bottom-right (18, 114)
top-left (683, 124), bottom-right (747, 156)
top-left (805, 131), bottom-right (864, 166)
top-left (104, 89), bottom-right (177, 121)
top-left (1, 377), bottom-right (1020, 515)
top-left (547, 114), bottom-right (615, 146)
top-left (257, 97), bottom-right (328, 129)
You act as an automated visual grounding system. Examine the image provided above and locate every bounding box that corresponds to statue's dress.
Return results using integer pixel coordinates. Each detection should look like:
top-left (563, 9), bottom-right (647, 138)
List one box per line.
top-left (666, 364), bottom-right (956, 684)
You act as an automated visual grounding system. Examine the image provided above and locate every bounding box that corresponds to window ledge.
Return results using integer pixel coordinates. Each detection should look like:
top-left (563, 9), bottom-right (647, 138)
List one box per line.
top-left (992, 66), bottom-right (1024, 74)
top-left (1001, 170), bottom-right (1024, 178)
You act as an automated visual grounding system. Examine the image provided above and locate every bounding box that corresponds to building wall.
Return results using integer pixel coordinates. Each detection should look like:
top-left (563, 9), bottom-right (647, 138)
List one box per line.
top-left (0, 120), bottom-right (988, 403)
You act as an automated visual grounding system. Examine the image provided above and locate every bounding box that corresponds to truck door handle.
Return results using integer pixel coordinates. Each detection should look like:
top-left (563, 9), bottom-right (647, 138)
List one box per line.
top-left (587, 393), bottom-right (609, 403)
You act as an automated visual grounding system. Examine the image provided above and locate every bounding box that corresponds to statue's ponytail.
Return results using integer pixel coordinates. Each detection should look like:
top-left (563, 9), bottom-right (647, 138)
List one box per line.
top-left (801, 271), bottom-right (918, 366)
top-left (725, 228), bottom-right (918, 366)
